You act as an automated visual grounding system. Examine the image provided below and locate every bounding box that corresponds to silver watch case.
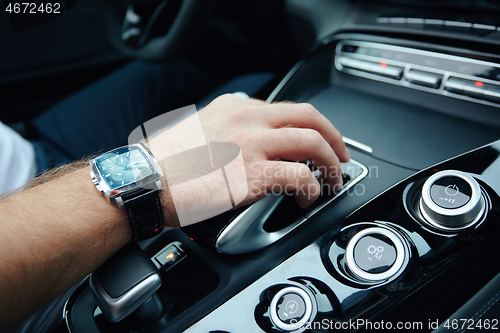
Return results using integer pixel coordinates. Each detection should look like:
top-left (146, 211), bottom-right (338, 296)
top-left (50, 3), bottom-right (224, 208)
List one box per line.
top-left (89, 143), bottom-right (163, 209)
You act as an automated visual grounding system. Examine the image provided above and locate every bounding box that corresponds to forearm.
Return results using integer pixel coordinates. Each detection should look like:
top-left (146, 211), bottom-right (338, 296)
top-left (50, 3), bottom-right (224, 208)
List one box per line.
top-left (0, 166), bottom-right (131, 330)
top-left (0, 95), bottom-right (351, 331)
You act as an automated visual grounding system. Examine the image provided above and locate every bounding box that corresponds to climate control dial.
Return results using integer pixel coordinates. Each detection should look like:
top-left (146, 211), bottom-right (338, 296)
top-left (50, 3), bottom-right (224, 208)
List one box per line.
top-left (345, 227), bottom-right (408, 282)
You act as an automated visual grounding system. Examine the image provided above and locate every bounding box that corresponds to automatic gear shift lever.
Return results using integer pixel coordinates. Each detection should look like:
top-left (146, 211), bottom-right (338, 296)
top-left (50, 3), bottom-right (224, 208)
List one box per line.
top-left (182, 160), bottom-right (367, 254)
top-left (89, 242), bottom-right (163, 323)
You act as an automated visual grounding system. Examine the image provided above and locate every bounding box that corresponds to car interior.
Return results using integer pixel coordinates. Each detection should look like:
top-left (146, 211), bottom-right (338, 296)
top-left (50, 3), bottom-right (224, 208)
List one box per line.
top-left (2, 0), bottom-right (500, 332)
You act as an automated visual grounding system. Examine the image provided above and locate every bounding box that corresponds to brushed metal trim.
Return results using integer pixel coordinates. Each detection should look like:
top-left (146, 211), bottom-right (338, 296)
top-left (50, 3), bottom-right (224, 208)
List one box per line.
top-left (420, 170), bottom-right (485, 230)
top-left (266, 61), bottom-right (304, 103)
top-left (335, 40), bottom-right (500, 109)
top-left (338, 56), bottom-right (403, 78)
top-left (419, 196), bottom-right (486, 231)
top-left (305, 159), bottom-right (368, 219)
top-left (405, 69), bottom-right (442, 87)
top-left (89, 273), bottom-right (161, 323)
top-left (342, 136), bottom-right (373, 154)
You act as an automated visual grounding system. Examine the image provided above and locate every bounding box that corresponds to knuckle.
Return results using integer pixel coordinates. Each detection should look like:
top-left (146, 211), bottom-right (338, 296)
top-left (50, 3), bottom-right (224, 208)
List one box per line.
top-left (300, 103), bottom-right (320, 118)
top-left (210, 93), bottom-right (229, 105)
top-left (227, 105), bottom-right (246, 122)
top-left (217, 93), bottom-right (236, 102)
top-left (273, 127), bottom-right (293, 148)
top-left (212, 93), bottom-right (238, 108)
top-left (303, 129), bottom-right (324, 149)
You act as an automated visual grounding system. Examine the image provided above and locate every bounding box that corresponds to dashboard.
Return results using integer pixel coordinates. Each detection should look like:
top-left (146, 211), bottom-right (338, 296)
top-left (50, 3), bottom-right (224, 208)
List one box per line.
top-left (64, 1), bottom-right (500, 332)
top-left (335, 40), bottom-right (500, 108)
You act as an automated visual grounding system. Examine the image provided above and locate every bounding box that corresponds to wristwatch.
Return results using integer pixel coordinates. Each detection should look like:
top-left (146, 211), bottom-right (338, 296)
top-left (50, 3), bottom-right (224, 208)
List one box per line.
top-left (89, 143), bottom-right (164, 240)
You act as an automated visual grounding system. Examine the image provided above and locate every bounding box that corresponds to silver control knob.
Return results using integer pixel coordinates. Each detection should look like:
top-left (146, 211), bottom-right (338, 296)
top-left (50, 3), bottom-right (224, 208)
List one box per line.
top-left (269, 286), bottom-right (314, 331)
top-left (419, 170), bottom-right (485, 230)
top-left (345, 227), bottom-right (408, 282)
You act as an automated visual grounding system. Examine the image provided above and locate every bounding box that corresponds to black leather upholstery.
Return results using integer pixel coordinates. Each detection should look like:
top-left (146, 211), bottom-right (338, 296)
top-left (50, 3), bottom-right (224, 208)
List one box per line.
top-left (435, 272), bottom-right (500, 332)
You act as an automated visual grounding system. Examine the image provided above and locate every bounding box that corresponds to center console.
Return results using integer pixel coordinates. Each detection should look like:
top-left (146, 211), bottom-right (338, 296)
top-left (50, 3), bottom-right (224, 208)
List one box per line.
top-left (181, 141), bottom-right (500, 332)
top-left (64, 21), bottom-right (500, 333)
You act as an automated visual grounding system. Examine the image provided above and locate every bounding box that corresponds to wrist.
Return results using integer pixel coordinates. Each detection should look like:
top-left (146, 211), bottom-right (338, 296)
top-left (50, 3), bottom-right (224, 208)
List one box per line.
top-left (89, 143), bottom-right (167, 239)
top-left (80, 167), bottom-right (132, 239)
top-left (158, 178), bottom-right (180, 228)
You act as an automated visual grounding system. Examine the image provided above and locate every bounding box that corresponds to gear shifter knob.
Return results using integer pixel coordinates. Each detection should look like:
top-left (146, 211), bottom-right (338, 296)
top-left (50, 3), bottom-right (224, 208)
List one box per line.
top-left (89, 242), bottom-right (162, 323)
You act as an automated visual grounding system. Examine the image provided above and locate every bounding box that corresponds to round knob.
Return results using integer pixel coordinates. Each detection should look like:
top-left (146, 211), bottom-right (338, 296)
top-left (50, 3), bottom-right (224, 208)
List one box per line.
top-left (269, 286), bottom-right (314, 331)
top-left (419, 170), bottom-right (485, 230)
top-left (345, 227), bottom-right (408, 282)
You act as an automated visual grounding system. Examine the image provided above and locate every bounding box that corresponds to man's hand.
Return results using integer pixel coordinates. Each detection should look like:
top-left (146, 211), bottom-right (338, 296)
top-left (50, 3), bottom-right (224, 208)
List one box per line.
top-left (0, 95), bottom-right (349, 330)
top-left (149, 94), bottom-right (350, 227)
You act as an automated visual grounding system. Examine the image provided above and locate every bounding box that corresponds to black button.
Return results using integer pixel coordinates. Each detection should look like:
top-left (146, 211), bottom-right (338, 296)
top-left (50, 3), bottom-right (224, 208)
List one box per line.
top-left (354, 234), bottom-right (397, 274)
top-left (430, 176), bottom-right (472, 209)
top-left (276, 293), bottom-right (306, 325)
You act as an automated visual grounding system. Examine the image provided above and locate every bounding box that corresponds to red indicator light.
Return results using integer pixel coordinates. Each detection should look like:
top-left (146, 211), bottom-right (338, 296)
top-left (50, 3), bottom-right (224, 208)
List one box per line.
top-left (111, 190), bottom-right (119, 195)
top-left (475, 81), bottom-right (484, 87)
top-left (380, 62), bottom-right (388, 68)
top-left (166, 253), bottom-right (175, 260)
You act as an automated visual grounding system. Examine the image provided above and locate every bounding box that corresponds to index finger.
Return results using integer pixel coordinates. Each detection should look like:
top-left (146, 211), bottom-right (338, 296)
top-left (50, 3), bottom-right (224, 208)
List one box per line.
top-left (261, 102), bottom-right (351, 162)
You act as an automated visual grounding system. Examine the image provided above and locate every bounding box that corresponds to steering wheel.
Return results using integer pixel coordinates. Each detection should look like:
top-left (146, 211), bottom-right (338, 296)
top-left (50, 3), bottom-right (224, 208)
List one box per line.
top-left (105, 0), bottom-right (216, 62)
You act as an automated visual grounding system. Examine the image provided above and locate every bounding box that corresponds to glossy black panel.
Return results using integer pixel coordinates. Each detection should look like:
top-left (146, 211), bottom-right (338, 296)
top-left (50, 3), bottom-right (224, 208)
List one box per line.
top-left (308, 141), bottom-right (500, 327)
top-left (167, 141), bottom-right (500, 332)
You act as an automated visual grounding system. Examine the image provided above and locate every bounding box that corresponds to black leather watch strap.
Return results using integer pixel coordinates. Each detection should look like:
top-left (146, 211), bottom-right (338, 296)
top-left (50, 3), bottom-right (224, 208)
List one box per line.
top-left (121, 188), bottom-right (164, 240)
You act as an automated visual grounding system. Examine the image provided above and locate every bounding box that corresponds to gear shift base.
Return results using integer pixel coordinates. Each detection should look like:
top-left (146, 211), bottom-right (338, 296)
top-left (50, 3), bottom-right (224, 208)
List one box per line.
top-left (89, 242), bottom-right (163, 323)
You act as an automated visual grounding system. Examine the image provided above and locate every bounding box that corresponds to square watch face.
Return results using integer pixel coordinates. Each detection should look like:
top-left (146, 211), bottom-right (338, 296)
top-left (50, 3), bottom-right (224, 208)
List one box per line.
top-left (95, 146), bottom-right (155, 191)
